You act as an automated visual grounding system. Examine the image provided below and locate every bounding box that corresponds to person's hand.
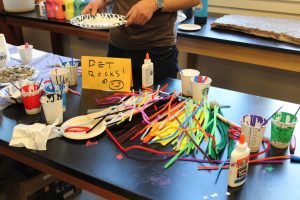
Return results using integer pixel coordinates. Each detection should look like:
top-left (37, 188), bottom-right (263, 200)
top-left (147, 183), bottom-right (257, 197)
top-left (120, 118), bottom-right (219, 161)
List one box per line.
top-left (81, 0), bottom-right (106, 15)
top-left (126, 0), bottom-right (157, 27)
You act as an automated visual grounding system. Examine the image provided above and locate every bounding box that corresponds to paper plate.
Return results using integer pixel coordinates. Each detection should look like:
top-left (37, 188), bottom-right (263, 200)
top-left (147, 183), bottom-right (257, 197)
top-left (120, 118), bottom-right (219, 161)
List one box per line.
top-left (0, 65), bottom-right (39, 86)
top-left (62, 115), bottom-right (107, 140)
top-left (70, 13), bottom-right (126, 30)
top-left (178, 24), bottom-right (201, 31)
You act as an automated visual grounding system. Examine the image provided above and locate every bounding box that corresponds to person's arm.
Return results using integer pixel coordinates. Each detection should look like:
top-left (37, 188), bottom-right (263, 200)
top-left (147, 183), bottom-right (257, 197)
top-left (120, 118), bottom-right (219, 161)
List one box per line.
top-left (126, 0), bottom-right (200, 26)
top-left (81, 0), bottom-right (115, 15)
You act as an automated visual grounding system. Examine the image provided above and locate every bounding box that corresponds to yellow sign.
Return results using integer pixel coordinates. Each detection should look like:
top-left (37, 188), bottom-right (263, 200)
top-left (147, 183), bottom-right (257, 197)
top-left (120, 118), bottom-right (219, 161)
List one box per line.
top-left (81, 56), bottom-right (132, 92)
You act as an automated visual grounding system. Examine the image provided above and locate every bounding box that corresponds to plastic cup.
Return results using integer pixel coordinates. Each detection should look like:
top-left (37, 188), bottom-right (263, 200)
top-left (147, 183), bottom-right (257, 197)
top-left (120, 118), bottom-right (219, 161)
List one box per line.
top-left (18, 45), bottom-right (33, 64)
top-left (63, 61), bottom-right (79, 86)
top-left (41, 94), bottom-right (63, 125)
top-left (181, 69), bottom-right (200, 96)
top-left (0, 50), bottom-right (7, 68)
top-left (241, 114), bottom-right (267, 153)
top-left (44, 83), bottom-right (67, 112)
top-left (271, 112), bottom-right (297, 149)
top-left (49, 67), bottom-right (70, 90)
top-left (20, 83), bottom-right (44, 115)
top-left (191, 76), bottom-right (212, 102)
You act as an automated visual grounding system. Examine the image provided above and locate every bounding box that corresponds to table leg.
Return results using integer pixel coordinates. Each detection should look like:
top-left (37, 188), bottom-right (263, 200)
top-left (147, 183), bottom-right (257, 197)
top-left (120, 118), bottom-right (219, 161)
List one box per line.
top-left (50, 32), bottom-right (64, 55)
top-left (187, 53), bottom-right (197, 69)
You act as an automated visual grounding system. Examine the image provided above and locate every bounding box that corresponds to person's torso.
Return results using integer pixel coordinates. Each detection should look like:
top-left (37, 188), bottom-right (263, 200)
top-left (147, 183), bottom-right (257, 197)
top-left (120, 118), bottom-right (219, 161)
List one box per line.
top-left (110, 0), bottom-right (177, 50)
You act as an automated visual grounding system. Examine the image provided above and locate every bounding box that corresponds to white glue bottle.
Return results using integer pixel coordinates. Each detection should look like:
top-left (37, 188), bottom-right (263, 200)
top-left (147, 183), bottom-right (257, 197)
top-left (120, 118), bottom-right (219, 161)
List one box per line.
top-left (142, 53), bottom-right (154, 87)
top-left (228, 133), bottom-right (250, 187)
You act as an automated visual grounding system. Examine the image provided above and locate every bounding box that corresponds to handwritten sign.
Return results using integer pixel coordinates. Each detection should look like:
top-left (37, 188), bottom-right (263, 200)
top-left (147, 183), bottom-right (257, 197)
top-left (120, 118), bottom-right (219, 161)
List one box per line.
top-left (81, 56), bottom-right (132, 92)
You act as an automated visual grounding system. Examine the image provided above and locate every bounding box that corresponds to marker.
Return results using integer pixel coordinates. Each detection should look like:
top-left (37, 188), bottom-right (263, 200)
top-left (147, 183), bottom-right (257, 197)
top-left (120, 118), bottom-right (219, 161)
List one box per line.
top-left (290, 135), bottom-right (296, 154)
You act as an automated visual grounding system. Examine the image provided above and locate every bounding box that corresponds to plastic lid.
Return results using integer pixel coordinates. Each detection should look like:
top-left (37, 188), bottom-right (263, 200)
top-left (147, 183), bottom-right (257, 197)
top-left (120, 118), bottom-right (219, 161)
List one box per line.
top-left (239, 133), bottom-right (245, 144)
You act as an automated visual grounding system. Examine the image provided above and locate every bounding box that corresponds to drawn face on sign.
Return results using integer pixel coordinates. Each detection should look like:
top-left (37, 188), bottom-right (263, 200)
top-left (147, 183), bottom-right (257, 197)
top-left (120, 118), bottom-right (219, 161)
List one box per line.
top-left (109, 80), bottom-right (124, 90)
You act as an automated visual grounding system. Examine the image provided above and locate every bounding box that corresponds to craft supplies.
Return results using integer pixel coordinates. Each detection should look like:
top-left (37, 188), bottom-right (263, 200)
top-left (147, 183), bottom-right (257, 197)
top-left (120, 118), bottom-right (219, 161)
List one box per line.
top-left (73, 0), bottom-right (86, 17)
top-left (54, 0), bottom-right (66, 20)
top-left (46, 0), bottom-right (56, 18)
top-left (191, 75), bottom-right (212, 102)
top-left (241, 114), bottom-right (267, 153)
top-left (64, 0), bottom-right (75, 20)
top-left (228, 133), bottom-right (250, 187)
top-left (63, 60), bottom-right (78, 86)
top-left (41, 94), bottom-right (63, 124)
top-left (44, 83), bottom-right (67, 112)
top-left (290, 135), bottom-right (296, 154)
top-left (49, 67), bottom-right (70, 91)
top-left (180, 69), bottom-right (200, 96)
top-left (20, 83), bottom-right (44, 115)
top-left (38, 0), bottom-right (47, 17)
top-left (18, 44), bottom-right (33, 64)
top-left (194, 0), bottom-right (208, 25)
top-left (271, 112), bottom-right (298, 149)
top-left (142, 53), bottom-right (154, 88)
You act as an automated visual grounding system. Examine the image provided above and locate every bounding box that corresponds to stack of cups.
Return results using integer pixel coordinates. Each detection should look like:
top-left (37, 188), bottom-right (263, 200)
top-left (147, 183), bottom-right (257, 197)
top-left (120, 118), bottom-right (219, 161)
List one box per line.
top-left (41, 94), bottom-right (63, 125)
top-left (20, 82), bottom-right (44, 115)
top-left (271, 112), bottom-right (298, 149)
top-left (241, 114), bottom-right (267, 153)
top-left (180, 69), bottom-right (200, 96)
top-left (191, 75), bottom-right (212, 102)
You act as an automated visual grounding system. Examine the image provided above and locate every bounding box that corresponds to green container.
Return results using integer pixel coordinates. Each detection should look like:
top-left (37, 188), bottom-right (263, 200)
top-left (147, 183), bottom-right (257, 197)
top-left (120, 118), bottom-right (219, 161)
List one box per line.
top-left (271, 112), bottom-right (297, 149)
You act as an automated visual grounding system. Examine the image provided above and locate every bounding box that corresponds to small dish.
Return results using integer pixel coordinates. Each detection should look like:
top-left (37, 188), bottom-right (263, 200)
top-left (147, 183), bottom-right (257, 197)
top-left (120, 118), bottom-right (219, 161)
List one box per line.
top-left (0, 65), bottom-right (39, 86)
top-left (61, 115), bottom-right (107, 140)
top-left (178, 24), bottom-right (201, 31)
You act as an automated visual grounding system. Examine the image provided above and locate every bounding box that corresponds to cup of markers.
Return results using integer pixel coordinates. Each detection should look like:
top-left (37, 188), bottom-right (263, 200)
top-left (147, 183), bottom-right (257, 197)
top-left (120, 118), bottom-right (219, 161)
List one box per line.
top-left (41, 94), bottom-right (63, 125)
top-left (49, 67), bottom-right (70, 91)
top-left (191, 75), bottom-right (212, 102)
top-left (44, 82), bottom-right (67, 112)
top-left (20, 82), bottom-right (44, 115)
top-left (62, 60), bottom-right (80, 86)
top-left (241, 114), bottom-right (267, 153)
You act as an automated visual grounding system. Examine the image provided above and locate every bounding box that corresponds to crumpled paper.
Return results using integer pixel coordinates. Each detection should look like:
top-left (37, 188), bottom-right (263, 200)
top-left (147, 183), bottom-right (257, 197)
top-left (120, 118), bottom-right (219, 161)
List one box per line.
top-left (9, 123), bottom-right (62, 150)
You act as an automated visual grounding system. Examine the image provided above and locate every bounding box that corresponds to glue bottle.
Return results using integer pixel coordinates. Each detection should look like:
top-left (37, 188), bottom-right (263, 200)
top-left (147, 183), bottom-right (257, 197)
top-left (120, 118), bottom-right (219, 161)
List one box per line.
top-left (142, 53), bottom-right (154, 88)
top-left (228, 133), bottom-right (250, 187)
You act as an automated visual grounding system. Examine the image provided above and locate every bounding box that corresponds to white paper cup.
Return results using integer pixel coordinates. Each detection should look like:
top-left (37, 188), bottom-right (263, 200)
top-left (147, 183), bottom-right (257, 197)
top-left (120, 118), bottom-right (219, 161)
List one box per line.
top-left (67, 65), bottom-right (78, 86)
top-left (18, 45), bottom-right (33, 64)
top-left (41, 94), bottom-right (63, 125)
top-left (0, 50), bottom-right (7, 68)
top-left (241, 114), bottom-right (267, 153)
top-left (191, 76), bottom-right (212, 102)
top-left (0, 34), bottom-right (10, 65)
top-left (271, 112), bottom-right (297, 149)
top-left (49, 67), bottom-right (70, 90)
top-left (181, 69), bottom-right (200, 96)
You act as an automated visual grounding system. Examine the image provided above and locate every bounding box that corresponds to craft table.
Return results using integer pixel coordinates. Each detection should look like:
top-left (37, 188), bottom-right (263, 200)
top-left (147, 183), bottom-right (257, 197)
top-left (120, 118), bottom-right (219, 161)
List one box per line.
top-left (0, 6), bottom-right (300, 72)
top-left (0, 48), bottom-right (300, 199)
